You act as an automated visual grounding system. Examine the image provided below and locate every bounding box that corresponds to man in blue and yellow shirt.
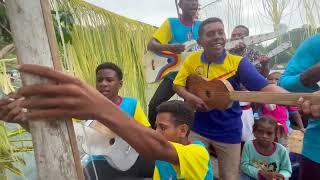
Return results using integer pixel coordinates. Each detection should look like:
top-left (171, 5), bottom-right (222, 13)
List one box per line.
top-left (174, 17), bottom-right (289, 180)
top-left (147, 0), bottom-right (201, 128)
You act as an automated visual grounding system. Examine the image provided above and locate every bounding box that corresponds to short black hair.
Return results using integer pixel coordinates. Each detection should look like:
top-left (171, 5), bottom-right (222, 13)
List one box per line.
top-left (198, 17), bottom-right (223, 37)
top-left (95, 62), bottom-right (123, 80)
top-left (253, 116), bottom-right (278, 133)
top-left (156, 100), bottom-right (194, 134)
top-left (234, 25), bottom-right (249, 36)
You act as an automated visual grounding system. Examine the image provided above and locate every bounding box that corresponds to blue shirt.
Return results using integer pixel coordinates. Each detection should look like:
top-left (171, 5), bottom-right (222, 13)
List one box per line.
top-left (278, 34), bottom-right (320, 163)
top-left (153, 18), bottom-right (201, 79)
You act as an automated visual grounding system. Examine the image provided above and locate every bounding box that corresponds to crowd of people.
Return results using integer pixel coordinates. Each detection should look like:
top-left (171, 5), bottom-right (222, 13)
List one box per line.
top-left (0, 0), bottom-right (319, 179)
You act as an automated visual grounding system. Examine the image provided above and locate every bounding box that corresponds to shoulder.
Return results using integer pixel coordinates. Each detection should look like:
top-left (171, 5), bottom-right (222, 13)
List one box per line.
top-left (275, 142), bottom-right (288, 153)
top-left (122, 96), bottom-right (138, 103)
top-left (226, 52), bottom-right (244, 65)
top-left (171, 141), bottom-right (208, 156)
top-left (121, 96), bottom-right (138, 107)
top-left (184, 51), bottom-right (202, 64)
top-left (243, 140), bottom-right (254, 149)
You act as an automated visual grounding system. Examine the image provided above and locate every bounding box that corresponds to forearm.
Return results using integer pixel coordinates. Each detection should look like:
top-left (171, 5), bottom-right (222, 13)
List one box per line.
top-left (174, 85), bottom-right (194, 101)
top-left (260, 84), bottom-right (288, 93)
top-left (147, 38), bottom-right (170, 54)
top-left (291, 113), bottom-right (305, 130)
top-left (300, 63), bottom-right (320, 87)
top-left (97, 102), bottom-right (178, 163)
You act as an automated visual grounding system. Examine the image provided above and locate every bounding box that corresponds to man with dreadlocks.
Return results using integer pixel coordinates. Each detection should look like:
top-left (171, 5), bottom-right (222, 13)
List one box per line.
top-left (147, 0), bottom-right (201, 128)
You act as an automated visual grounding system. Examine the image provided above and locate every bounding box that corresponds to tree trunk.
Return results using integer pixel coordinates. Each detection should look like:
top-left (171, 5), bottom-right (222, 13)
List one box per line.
top-left (6, 0), bottom-right (83, 180)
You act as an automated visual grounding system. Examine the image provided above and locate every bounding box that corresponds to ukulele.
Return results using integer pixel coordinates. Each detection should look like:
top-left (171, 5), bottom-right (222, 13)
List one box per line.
top-left (186, 75), bottom-right (320, 111)
top-left (74, 120), bottom-right (139, 171)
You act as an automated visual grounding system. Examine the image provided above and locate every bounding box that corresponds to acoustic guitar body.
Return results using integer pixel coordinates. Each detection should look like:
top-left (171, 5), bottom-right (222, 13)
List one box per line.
top-left (186, 75), bottom-right (235, 110)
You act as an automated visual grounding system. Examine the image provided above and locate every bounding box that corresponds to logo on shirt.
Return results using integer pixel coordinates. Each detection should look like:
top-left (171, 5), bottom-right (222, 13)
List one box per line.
top-left (195, 66), bottom-right (204, 76)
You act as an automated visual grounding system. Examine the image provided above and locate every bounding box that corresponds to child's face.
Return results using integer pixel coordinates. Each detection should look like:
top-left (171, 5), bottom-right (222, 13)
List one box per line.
top-left (267, 73), bottom-right (281, 84)
top-left (253, 122), bottom-right (276, 147)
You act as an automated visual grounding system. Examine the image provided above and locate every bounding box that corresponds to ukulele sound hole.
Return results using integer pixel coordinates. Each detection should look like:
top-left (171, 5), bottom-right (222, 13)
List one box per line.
top-left (109, 138), bottom-right (115, 145)
top-left (206, 90), bottom-right (211, 98)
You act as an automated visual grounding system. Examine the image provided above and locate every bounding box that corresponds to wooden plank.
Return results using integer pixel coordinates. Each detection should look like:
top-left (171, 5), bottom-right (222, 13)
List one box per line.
top-left (6, 0), bottom-right (83, 179)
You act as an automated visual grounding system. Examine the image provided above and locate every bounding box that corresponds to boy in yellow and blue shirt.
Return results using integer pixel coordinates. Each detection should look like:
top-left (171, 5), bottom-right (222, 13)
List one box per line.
top-left (147, 0), bottom-right (201, 128)
top-left (152, 100), bottom-right (213, 180)
top-left (83, 62), bottom-right (153, 178)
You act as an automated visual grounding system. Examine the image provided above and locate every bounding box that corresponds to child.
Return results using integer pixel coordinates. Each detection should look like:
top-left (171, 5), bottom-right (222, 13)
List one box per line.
top-left (261, 72), bottom-right (304, 146)
top-left (241, 116), bottom-right (292, 180)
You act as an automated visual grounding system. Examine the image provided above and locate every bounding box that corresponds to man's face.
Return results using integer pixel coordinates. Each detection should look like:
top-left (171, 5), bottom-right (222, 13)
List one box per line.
top-left (96, 69), bottom-right (122, 99)
top-left (231, 27), bottom-right (249, 41)
top-left (253, 122), bottom-right (276, 147)
top-left (155, 112), bottom-right (188, 143)
top-left (179, 0), bottom-right (199, 17)
top-left (198, 22), bottom-right (226, 57)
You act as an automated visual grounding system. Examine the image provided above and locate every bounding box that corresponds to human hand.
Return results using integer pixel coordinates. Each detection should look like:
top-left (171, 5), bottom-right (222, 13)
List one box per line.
top-left (260, 171), bottom-right (277, 180)
top-left (0, 93), bottom-right (26, 123)
top-left (168, 44), bottom-right (185, 54)
top-left (257, 55), bottom-right (271, 66)
top-left (273, 173), bottom-right (285, 180)
top-left (185, 94), bottom-right (209, 112)
top-left (16, 64), bottom-right (115, 121)
top-left (298, 91), bottom-right (320, 118)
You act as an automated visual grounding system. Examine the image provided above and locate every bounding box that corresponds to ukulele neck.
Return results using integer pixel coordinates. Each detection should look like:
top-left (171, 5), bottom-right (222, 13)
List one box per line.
top-left (229, 91), bottom-right (320, 106)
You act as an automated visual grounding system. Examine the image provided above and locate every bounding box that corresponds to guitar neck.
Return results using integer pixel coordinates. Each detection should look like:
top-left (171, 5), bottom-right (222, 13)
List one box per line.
top-left (229, 91), bottom-right (320, 106)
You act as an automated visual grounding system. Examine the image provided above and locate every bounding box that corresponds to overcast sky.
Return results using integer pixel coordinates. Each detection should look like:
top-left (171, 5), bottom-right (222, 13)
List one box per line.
top-left (85, 0), bottom-right (319, 36)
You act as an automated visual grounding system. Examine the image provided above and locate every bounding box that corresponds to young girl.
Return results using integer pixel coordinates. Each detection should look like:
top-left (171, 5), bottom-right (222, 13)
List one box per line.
top-left (241, 116), bottom-right (292, 180)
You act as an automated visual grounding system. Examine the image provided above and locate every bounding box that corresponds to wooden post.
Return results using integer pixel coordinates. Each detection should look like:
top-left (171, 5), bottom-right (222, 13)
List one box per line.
top-left (6, 0), bottom-right (84, 179)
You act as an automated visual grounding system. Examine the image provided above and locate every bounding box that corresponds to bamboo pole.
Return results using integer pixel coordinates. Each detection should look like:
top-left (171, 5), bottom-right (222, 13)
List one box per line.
top-left (6, 0), bottom-right (83, 179)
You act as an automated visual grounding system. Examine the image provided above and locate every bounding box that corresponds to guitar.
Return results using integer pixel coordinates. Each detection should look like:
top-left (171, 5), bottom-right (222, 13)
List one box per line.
top-left (186, 75), bottom-right (320, 111)
top-left (251, 41), bottom-right (292, 65)
top-left (144, 30), bottom-right (286, 83)
top-left (144, 40), bottom-right (198, 83)
top-left (73, 120), bottom-right (139, 171)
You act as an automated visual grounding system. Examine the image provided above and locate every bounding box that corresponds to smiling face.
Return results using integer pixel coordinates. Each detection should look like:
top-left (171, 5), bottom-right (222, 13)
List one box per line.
top-left (96, 69), bottom-right (122, 100)
top-left (198, 21), bottom-right (226, 59)
top-left (179, 0), bottom-right (199, 17)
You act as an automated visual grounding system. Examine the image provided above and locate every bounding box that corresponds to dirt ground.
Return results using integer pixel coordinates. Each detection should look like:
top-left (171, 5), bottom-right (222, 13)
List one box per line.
top-left (288, 129), bottom-right (304, 153)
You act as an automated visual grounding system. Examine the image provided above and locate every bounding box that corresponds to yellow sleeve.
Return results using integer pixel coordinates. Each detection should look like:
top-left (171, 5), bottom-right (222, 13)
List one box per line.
top-left (171, 142), bottom-right (210, 179)
top-left (173, 56), bottom-right (192, 87)
top-left (153, 19), bottom-right (172, 44)
top-left (133, 101), bottom-right (151, 127)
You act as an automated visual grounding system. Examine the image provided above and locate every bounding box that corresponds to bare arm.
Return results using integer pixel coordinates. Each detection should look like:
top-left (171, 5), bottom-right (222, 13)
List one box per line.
top-left (174, 85), bottom-right (208, 111)
top-left (97, 102), bottom-right (179, 163)
top-left (290, 112), bottom-right (305, 132)
top-left (16, 64), bottom-right (180, 164)
top-left (260, 84), bottom-right (288, 93)
top-left (147, 38), bottom-right (185, 54)
top-left (300, 63), bottom-right (320, 87)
